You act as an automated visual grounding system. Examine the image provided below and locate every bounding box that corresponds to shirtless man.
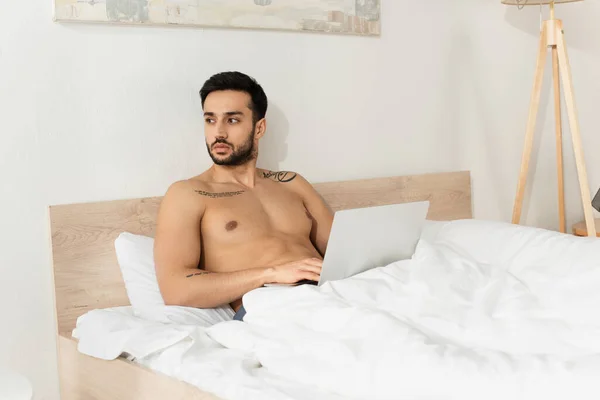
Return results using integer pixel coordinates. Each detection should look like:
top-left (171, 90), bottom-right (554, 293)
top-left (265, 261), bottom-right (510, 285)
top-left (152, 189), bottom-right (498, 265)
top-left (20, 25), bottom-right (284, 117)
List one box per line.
top-left (153, 71), bottom-right (334, 321)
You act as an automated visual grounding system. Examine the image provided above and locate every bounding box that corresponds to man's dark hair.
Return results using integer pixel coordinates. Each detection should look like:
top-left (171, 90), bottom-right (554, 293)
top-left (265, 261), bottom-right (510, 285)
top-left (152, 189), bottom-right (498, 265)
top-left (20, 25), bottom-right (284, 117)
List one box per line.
top-left (199, 71), bottom-right (268, 124)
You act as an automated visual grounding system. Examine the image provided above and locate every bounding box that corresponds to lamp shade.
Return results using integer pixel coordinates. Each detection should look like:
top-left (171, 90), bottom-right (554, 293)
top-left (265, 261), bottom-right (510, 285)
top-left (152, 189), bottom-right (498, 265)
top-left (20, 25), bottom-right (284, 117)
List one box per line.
top-left (502, 0), bottom-right (582, 4)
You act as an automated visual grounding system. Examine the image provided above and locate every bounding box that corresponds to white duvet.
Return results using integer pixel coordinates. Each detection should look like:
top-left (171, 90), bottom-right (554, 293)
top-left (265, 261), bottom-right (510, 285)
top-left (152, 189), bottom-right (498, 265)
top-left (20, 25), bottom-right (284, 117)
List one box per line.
top-left (73, 220), bottom-right (600, 400)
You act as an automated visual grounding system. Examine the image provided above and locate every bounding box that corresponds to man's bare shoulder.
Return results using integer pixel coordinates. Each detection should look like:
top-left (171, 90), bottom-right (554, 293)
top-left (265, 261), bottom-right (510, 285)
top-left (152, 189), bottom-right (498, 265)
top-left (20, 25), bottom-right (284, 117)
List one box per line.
top-left (259, 169), bottom-right (316, 195)
top-left (161, 174), bottom-right (213, 210)
top-left (260, 169), bottom-right (300, 184)
top-left (164, 173), bottom-right (247, 203)
top-left (164, 178), bottom-right (206, 199)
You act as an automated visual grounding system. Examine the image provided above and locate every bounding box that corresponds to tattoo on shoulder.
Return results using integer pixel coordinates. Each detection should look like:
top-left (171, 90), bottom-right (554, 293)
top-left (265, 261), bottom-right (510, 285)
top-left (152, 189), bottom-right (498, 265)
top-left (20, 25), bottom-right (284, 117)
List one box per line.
top-left (186, 271), bottom-right (212, 278)
top-left (262, 170), bottom-right (297, 183)
top-left (194, 189), bottom-right (245, 198)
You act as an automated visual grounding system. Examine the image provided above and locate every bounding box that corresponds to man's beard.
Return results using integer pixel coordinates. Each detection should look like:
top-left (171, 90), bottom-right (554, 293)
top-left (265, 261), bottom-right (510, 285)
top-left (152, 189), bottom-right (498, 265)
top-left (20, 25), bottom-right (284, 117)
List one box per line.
top-left (206, 129), bottom-right (256, 166)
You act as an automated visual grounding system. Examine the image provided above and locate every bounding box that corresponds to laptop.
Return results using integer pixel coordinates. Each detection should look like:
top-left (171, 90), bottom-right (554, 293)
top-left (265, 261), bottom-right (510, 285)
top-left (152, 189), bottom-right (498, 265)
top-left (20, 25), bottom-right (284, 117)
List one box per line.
top-left (593, 187), bottom-right (600, 212)
top-left (265, 200), bottom-right (430, 287)
top-left (316, 200), bottom-right (430, 285)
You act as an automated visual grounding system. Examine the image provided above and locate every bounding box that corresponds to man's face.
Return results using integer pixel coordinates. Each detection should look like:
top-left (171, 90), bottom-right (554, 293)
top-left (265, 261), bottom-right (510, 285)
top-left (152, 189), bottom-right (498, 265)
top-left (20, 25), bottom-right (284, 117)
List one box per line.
top-left (203, 90), bottom-right (258, 166)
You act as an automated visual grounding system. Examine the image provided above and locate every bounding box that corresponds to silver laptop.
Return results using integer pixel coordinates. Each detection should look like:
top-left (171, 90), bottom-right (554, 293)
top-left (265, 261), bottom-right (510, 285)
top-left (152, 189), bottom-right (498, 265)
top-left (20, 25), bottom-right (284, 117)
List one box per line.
top-left (316, 200), bottom-right (430, 286)
top-left (264, 201), bottom-right (430, 288)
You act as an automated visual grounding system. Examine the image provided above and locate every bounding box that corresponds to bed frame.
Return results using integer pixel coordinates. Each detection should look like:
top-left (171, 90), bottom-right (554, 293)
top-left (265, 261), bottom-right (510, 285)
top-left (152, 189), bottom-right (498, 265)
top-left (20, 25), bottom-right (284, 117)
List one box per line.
top-left (48, 170), bottom-right (472, 400)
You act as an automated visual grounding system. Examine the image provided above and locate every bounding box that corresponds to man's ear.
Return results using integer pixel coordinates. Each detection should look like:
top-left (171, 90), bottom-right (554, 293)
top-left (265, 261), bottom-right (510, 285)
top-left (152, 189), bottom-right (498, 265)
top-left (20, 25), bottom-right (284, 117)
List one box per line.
top-left (254, 118), bottom-right (267, 139)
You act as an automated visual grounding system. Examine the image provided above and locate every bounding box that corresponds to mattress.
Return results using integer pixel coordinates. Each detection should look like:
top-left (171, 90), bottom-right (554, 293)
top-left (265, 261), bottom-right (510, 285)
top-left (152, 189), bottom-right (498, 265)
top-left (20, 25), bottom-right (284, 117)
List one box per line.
top-left (72, 219), bottom-right (600, 400)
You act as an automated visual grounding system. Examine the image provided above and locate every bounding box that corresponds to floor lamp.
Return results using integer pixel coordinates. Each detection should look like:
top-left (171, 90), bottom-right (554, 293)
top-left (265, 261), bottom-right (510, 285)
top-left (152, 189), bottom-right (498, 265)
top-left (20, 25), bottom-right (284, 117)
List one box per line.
top-left (502, 0), bottom-right (597, 238)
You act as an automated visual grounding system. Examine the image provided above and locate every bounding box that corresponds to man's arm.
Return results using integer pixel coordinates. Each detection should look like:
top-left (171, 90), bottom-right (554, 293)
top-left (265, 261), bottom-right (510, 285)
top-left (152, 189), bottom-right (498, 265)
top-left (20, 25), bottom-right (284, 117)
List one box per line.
top-left (153, 181), bottom-right (269, 308)
top-left (292, 174), bottom-right (334, 257)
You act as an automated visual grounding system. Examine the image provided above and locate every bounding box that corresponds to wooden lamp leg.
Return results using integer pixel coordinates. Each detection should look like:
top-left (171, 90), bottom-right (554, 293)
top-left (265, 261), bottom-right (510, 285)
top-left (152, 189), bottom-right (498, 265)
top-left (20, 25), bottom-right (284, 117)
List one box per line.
top-left (512, 26), bottom-right (548, 225)
top-left (550, 1), bottom-right (566, 233)
top-left (555, 21), bottom-right (597, 237)
top-left (552, 47), bottom-right (566, 233)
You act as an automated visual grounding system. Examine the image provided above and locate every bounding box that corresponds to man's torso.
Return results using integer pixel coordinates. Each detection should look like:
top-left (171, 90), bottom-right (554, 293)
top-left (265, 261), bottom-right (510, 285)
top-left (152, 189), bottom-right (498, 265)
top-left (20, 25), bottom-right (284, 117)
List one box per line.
top-left (186, 170), bottom-right (322, 309)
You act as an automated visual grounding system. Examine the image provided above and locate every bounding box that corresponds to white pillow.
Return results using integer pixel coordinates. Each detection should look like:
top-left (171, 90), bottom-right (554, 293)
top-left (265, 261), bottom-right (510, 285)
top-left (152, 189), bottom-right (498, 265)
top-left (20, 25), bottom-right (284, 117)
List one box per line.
top-left (114, 232), bottom-right (234, 322)
top-left (416, 219), bottom-right (600, 318)
top-left (115, 232), bottom-right (165, 310)
top-left (418, 218), bottom-right (600, 269)
top-left (419, 219), bottom-right (451, 242)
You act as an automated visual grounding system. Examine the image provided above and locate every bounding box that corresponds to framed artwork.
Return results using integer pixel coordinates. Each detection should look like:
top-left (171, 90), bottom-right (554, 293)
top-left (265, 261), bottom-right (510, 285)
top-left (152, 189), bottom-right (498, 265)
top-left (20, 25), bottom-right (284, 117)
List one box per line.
top-left (53, 0), bottom-right (381, 36)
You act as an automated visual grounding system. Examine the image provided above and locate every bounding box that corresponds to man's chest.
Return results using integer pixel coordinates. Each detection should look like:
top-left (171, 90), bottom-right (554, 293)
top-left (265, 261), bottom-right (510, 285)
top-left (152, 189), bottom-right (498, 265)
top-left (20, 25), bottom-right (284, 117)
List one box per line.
top-left (199, 187), bottom-right (312, 242)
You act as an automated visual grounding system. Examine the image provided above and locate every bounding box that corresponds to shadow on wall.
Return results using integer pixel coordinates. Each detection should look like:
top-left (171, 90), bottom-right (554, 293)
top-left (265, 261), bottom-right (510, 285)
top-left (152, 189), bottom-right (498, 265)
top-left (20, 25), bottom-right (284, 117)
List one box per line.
top-left (257, 102), bottom-right (289, 172)
top-left (503, 2), bottom-right (600, 52)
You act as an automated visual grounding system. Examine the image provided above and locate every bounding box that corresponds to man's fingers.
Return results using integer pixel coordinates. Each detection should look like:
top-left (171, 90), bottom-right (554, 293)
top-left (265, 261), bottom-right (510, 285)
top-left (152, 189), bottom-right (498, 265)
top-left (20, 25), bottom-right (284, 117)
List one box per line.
top-left (299, 265), bottom-right (322, 274)
top-left (303, 258), bottom-right (323, 267)
top-left (302, 272), bottom-right (321, 282)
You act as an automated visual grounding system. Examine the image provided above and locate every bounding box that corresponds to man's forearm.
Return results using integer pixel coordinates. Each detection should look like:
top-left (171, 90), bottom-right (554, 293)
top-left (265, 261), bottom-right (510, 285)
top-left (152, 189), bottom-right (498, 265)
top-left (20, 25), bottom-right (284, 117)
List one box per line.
top-left (161, 267), bottom-right (273, 309)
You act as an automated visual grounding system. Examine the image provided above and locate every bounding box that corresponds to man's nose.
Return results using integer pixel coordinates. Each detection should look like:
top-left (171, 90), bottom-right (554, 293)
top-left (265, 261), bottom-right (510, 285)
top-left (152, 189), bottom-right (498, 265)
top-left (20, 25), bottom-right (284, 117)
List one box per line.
top-left (216, 120), bottom-right (228, 137)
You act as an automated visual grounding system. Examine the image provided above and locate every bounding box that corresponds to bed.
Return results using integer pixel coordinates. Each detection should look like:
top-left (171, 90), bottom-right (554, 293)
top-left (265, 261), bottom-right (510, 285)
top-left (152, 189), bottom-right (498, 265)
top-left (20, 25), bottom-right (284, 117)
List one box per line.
top-left (49, 168), bottom-right (600, 399)
top-left (48, 170), bottom-right (473, 400)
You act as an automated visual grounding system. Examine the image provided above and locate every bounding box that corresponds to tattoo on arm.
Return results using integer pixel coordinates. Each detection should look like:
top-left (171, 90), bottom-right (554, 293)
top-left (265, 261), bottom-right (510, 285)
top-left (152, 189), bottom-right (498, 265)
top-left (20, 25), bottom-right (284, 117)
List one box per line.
top-left (185, 271), bottom-right (212, 278)
top-left (194, 190), bottom-right (245, 198)
top-left (262, 171), bottom-right (297, 183)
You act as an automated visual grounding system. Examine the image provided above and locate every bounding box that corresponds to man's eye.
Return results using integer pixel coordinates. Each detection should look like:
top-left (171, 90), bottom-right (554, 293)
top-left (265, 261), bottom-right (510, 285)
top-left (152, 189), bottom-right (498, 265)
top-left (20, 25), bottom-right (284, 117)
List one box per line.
top-left (229, 118), bottom-right (239, 124)
top-left (205, 118), bottom-right (214, 123)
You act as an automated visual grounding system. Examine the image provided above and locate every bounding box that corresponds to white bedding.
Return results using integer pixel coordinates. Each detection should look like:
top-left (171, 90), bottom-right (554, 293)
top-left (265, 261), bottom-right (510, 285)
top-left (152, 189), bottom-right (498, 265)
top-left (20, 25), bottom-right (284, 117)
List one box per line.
top-left (73, 220), bottom-right (600, 400)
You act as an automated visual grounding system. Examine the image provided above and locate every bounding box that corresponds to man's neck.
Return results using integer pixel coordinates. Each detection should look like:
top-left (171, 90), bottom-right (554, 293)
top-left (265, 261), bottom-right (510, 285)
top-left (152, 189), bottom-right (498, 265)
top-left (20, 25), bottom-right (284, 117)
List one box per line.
top-left (210, 162), bottom-right (260, 188)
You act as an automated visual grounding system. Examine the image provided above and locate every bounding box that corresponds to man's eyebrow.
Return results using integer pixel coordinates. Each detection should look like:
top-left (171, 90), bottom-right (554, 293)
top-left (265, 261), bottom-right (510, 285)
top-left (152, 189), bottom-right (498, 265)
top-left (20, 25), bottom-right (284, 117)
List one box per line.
top-left (224, 111), bottom-right (244, 116)
top-left (203, 111), bottom-right (244, 116)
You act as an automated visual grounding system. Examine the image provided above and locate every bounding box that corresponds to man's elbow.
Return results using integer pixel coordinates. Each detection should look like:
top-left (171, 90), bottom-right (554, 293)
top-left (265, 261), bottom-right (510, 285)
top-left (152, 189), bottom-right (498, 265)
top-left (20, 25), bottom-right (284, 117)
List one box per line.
top-left (161, 288), bottom-right (189, 307)
top-left (158, 280), bottom-right (193, 307)
top-left (159, 284), bottom-right (213, 309)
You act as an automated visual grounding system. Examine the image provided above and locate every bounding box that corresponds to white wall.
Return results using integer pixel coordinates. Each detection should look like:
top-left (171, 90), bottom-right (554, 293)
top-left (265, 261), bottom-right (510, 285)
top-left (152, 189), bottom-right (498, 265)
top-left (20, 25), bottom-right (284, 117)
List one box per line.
top-left (1, 1), bottom-right (599, 398)
top-left (455, 0), bottom-right (600, 229)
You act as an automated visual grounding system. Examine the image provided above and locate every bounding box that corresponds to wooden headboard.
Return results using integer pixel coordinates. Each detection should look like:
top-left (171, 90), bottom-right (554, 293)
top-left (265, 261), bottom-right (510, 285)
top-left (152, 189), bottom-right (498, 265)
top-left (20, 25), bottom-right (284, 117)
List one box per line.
top-left (48, 170), bottom-right (472, 334)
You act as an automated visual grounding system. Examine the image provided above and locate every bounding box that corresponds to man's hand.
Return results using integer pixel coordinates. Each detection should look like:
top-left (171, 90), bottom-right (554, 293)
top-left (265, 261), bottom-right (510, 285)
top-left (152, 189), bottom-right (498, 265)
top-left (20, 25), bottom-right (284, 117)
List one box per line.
top-left (266, 258), bottom-right (323, 284)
